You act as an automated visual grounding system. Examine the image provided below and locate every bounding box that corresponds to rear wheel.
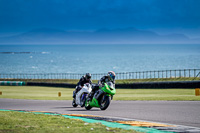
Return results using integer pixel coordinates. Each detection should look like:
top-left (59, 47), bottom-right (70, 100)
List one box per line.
top-left (72, 98), bottom-right (78, 107)
top-left (100, 95), bottom-right (111, 110)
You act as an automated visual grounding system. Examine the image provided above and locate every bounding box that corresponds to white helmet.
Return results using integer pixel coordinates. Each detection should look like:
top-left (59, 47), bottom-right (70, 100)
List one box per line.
top-left (108, 71), bottom-right (116, 81)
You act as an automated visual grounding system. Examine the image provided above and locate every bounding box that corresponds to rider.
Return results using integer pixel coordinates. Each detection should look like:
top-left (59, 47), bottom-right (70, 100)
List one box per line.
top-left (73, 73), bottom-right (92, 98)
top-left (88, 71), bottom-right (116, 101)
top-left (98, 71), bottom-right (116, 87)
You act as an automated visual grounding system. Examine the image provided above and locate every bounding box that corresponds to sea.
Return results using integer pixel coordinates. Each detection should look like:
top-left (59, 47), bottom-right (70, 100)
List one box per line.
top-left (0, 44), bottom-right (200, 74)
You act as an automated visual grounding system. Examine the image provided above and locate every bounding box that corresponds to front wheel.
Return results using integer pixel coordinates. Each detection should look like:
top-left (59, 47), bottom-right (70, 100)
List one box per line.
top-left (72, 98), bottom-right (78, 107)
top-left (85, 99), bottom-right (92, 110)
top-left (100, 95), bottom-right (111, 110)
top-left (80, 94), bottom-right (87, 107)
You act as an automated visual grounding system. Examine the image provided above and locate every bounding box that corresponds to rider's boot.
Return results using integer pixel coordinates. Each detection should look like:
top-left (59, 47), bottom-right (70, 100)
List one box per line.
top-left (73, 88), bottom-right (79, 98)
top-left (73, 86), bottom-right (82, 98)
top-left (73, 91), bottom-right (76, 98)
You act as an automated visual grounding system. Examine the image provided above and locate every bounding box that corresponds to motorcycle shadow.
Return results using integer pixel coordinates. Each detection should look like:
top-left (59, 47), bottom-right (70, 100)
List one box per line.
top-left (68, 108), bottom-right (100, 111)
top-left (52, 107), bottom-right (76, 109)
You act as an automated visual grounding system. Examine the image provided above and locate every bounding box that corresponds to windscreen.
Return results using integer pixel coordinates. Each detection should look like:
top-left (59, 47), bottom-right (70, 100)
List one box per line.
top-left (107, 82), bottom-right (115, 89)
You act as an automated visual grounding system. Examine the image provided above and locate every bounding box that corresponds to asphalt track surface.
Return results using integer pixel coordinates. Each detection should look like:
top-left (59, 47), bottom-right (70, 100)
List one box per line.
top-left (0, 99), bottom-right (200, 128)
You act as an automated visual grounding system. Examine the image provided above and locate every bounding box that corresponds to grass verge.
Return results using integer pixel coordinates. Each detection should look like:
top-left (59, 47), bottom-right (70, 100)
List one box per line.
top-left (0, 86), bottom-right (200, 101)
top-left (0, 111), bottom-right (139, 133)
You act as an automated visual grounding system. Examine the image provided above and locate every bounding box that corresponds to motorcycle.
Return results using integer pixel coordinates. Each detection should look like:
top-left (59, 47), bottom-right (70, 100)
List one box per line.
top-left (72, 83), bottom-right (92, 107)
top-left (85, 82), bottom-right (116, 110)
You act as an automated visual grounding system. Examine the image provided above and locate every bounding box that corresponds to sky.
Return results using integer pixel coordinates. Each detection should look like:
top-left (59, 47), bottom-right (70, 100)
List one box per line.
top-left (0, 0), bottom-right (200, 38)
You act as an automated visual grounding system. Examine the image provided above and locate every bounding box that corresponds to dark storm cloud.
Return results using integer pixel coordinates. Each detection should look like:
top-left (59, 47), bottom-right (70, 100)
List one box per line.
top-left (0, 0), bottom-right (200, 32)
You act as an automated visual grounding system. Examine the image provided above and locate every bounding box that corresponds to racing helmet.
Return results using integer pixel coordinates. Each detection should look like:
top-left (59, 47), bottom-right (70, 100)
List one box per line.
top-left (108, 71), bottom-right (115, 81)
top-left (85, 73), bottom-right (91, 80)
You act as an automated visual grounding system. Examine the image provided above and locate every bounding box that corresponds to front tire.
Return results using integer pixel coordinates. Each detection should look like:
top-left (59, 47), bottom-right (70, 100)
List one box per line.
top-left (85, 99), bottom-right (92, 110)
top-left (72, 98), bottom-right (78, 107)
top-left (80, 94), bottom-right (87, 107)
top-left (100, 95), bottom-right (111, 110)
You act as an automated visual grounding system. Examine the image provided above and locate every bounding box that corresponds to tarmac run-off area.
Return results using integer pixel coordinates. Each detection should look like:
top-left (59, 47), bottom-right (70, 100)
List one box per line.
top-left (1, 99), bottom-right (200, 133)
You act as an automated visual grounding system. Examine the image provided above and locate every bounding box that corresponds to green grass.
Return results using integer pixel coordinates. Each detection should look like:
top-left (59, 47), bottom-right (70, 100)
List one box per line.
top-left (0, 86), bottom-right (200, 101)
top-left (0, 111), bottom-right (139, 133)
top-left (115, 89), bottom-right (200, 101)
top-left (0, 86), bottom-right (73, 100)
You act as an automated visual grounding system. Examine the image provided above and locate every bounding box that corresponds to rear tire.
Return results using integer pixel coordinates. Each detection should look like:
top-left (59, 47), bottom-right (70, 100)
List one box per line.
top-left (72, 98), bottom-right (78, 107)
top-left (100, 96), bottom-right (111, 110)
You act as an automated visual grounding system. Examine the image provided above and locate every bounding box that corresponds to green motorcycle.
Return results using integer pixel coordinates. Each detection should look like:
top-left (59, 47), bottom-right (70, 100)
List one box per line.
top-left (85, 82), bottom-right (116, 110)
